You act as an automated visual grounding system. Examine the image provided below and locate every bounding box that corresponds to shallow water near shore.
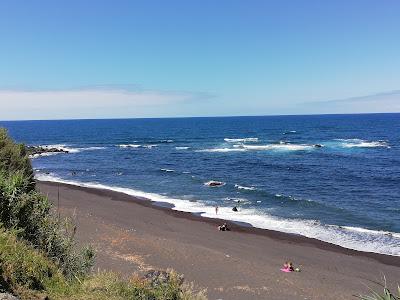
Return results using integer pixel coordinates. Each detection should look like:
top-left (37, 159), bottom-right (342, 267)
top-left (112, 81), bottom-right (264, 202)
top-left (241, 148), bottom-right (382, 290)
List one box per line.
top-left (1, 114), bottom-right (400, 256)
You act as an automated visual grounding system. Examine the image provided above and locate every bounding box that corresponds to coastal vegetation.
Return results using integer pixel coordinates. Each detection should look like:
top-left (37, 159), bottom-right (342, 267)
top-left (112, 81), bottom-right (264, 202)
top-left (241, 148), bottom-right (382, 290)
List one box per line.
top-left (357, 278), bottom-right (400, 300)
top-left (0, 127), bottom-right (206, 299)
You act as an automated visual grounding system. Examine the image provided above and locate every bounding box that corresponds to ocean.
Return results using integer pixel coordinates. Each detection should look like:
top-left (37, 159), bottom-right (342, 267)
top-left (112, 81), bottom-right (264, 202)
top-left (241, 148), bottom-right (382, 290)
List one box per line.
top-left (1, 113), bottom-right (399, 256)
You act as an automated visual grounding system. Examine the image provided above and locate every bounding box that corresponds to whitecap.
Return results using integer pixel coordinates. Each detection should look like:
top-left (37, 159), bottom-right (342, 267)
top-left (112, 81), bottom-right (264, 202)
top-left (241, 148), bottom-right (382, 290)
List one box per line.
top-left (38, 144), bottom-right (80, 153)
top-left (196, 148), bottom-right (246, 153)
top-left (240, 144), bottom-right (313, 151)
top-left (283, 130), bottom-right (297, 135)
top-left (336, 139), bottom-right (390, 148)
top-left (160, 168), bottom-right (174, 173)
top-left (119, 144), bottom-right (157, 149)
top-left (175, 146), bottom-right (190, 150)
top-left (224, 138), bottom-right (259, 143)
top-left (118, 144), bottom-right (141, 148)
top-left (143, 144), bottom-right (158, 149)
top-left (34, 173), bottom-right (400, 256)
top-left (79, 146), bottom-right (107, 151)
top-left (234, 184), bottom-right (256, 191)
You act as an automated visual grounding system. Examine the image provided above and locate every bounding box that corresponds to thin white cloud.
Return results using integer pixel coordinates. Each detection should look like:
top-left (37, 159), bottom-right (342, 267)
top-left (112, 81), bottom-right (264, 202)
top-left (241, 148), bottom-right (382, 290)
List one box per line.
top-left (300, 90), bottom-right (400, 114)
top-left (0, 87), bottom-right (213, 120)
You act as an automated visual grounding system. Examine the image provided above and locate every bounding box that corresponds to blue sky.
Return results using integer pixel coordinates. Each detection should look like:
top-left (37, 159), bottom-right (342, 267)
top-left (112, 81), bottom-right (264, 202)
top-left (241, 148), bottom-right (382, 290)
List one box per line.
top-left (0, 0), bottom-right (399, 120)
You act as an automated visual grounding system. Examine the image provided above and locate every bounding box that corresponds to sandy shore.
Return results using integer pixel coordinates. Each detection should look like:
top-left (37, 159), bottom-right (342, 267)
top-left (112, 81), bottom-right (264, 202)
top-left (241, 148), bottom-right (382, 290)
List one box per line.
top-left (37, 181), bottom-right (400, 300)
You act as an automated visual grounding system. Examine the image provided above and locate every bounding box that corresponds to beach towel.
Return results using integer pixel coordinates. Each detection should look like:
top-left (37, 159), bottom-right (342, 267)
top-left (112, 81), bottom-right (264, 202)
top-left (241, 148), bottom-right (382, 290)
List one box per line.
top-left (280, 268), bottom-right (292, 273)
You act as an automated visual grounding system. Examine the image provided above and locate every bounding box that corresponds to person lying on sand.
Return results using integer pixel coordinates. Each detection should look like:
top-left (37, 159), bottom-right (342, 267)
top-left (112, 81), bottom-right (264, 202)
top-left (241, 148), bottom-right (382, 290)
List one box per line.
top-left (218, 223), bottom-right (230, 231)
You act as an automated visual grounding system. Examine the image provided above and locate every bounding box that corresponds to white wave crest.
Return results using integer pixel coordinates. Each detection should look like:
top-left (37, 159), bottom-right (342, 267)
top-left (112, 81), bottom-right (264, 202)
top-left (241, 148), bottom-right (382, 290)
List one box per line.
top-left (283, 130), bottom-right (297, 135)
top-left (29, 145), bottom-right (106, 159)
top-left (234, 184), bottom-right (256, 191)
top-left (224, 138), bottom-right (259, 143)
top-left (236, 144), bottom-right (314, 151)
top-left (175, 146), bottom-right (190, 150)
top-left (143, 144), bottom-right (158, 149)
top-left (119, 144), bottom-right (157, 149)
top-left (160, 168), bottom-right (174, 172)
top-left (34, 173), bottom-right (400, 256)
top-left (196, 148), bottom-right (246, 153)
top-left (79, 146), bottom-right (107, 151)
top-left (38, 144), bottom-right (80, 153)
top-left (29, 152), bottom-right (60, 159)
top-left (336, 139), bottom-right (390, 148)
top-left (119, 144), bottom-right (141, 148)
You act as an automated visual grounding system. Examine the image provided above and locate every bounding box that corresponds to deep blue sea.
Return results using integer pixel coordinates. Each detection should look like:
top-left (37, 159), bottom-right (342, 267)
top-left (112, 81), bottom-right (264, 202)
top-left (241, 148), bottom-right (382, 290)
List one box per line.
top-left (1, 114), bottom-right (399, 256)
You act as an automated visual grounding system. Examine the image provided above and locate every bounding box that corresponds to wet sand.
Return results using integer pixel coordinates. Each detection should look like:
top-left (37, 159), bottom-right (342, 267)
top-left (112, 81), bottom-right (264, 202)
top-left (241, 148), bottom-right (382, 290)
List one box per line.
top-left (38, 181), bottom-right (400, 300)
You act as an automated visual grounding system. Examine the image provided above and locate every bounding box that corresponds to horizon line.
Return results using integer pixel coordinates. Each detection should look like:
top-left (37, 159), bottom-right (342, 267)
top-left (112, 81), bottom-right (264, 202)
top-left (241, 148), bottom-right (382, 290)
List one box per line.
top-left (0, 111), bottom-right (399, 122)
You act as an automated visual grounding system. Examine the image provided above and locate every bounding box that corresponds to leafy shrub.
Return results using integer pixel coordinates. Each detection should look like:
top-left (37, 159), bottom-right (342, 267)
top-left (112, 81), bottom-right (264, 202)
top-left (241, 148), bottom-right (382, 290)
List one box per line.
top-left (0, 128), bottom-right (33, 190)
top-left (0, 128), bottom-right (206, 299)
top-left (0, 128), bottom-right (94, 278)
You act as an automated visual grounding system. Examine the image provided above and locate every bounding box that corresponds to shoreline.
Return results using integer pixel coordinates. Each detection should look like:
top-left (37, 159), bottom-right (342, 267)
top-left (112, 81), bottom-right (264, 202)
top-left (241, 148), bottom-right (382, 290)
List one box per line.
top-left (38, 180), bottom-right (400, 267)
top-left (37, 180), bottom-right (400, 300)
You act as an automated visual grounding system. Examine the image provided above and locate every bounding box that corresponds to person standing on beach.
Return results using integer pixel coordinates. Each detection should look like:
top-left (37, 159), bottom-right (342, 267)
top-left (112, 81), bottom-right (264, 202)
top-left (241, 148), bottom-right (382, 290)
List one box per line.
top-left (215, 206), bottom-right (218, 215)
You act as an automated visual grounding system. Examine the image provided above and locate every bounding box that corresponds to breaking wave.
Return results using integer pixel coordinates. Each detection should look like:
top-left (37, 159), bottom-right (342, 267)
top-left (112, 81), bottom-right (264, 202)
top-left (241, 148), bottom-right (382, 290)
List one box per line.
top-left (35, 173), bottom-right (400, 256)
top-left (234, 184), bottom-right (256, 191)
top-left (234, 143), bottom-right (314, 151)
top-left (224, 138), bottom-right (259, 143)
top-left (336, 139), bottom-right (390, 148)
top-left (119, 144), bottom-right (157, 149)
top-left (196, 148), bottom-right (246, 153)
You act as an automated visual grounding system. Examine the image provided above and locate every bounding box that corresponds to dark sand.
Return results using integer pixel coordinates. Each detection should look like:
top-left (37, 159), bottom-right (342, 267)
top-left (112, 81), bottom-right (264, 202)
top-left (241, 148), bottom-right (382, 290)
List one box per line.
top-left (38, 181), bottom-right (400, 300)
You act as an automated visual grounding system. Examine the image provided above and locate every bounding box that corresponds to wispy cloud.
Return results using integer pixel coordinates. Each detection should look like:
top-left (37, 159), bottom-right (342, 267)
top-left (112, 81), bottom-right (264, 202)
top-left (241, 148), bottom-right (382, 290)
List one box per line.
top-left (0, 86), bottom-right (214, 120)
top-left (301, 90), bottom-right (400, 114)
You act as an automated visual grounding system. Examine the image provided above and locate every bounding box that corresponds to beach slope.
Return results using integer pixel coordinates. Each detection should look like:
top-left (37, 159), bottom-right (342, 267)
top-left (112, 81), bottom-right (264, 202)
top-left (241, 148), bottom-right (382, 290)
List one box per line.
top-left (38, 181), bottom-right (400, 300)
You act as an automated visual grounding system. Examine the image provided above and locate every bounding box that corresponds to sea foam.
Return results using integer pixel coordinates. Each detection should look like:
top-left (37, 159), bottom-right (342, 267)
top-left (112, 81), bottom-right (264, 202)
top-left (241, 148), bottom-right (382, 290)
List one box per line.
top-left (224, 138), bottom-right (259, 143)
top-left (235, 143), bottom-right (314, 151)
top-left (234, 184), bottom-right (256, 191)
top-left (336, 139), bottom-right (390, 148)
top-left (35, 173), bottom-right (400, 256)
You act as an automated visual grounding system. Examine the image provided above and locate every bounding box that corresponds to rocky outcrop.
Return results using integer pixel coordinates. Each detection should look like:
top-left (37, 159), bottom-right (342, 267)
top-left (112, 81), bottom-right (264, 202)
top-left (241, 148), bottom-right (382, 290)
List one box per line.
top-left (143, 270), bottom-right (183, 288)
top-left (27, 146), bottom-right (69, 157)
top-left (204, 180), bottom-right (225, 187)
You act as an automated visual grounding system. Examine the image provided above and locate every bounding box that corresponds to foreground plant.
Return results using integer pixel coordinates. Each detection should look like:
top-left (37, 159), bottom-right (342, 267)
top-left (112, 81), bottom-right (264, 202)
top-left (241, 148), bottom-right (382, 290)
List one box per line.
top-left (356, 277), bottom-right (400, 300)
top-left (0, 127), bottom-right (207, 299)
top-left (0, 128), bottom-right (94, 278)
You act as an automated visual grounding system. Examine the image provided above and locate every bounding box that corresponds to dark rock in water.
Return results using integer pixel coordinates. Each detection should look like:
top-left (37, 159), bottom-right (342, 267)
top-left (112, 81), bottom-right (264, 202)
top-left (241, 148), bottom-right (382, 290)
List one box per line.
top-left (143, 270), bottom-right (183, 287)
top-left (232, 206), bottom-right (238, 212)
top-left (313, 144), bottom-right (323, 148)
top-left (204, 180), bottom-right (225, 187)
top-left (27, 146), bottom-right (69, 157)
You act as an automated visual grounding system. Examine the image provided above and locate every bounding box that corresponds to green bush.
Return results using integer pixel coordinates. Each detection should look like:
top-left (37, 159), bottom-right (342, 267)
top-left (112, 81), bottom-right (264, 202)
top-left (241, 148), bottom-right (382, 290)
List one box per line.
top-left (0, 128), bottom-right (94, 278)
top-left (0, 226), bottom-right (206, 300)
top-left (0, 128), bottom-right (206, 299)
top-left (0, 128), bottom-right (34, 190)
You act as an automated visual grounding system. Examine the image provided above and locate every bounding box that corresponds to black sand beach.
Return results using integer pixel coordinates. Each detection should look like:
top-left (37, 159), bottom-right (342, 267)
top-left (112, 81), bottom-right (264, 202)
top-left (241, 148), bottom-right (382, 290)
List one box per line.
top-left (38, 181), bottom-right (400, 300)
